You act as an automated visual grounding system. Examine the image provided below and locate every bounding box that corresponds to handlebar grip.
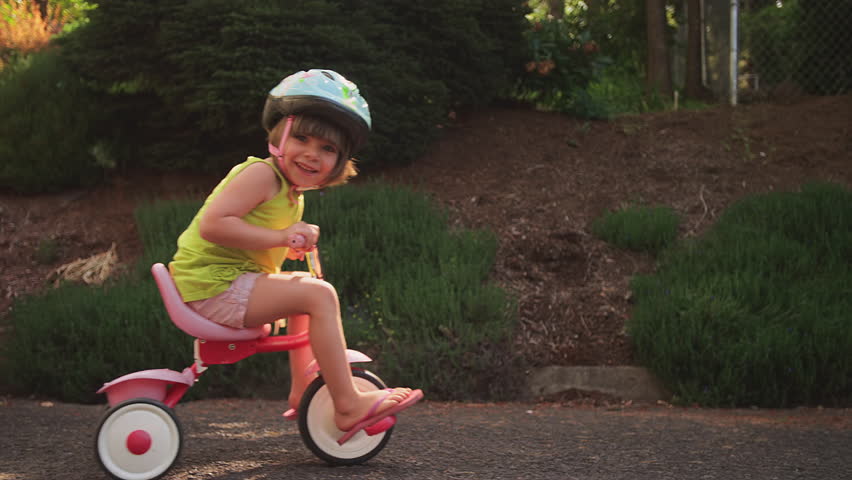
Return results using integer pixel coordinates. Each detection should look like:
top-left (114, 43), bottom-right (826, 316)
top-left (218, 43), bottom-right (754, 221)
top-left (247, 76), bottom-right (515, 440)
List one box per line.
top-left (288, 234), bottom-right (306, 249)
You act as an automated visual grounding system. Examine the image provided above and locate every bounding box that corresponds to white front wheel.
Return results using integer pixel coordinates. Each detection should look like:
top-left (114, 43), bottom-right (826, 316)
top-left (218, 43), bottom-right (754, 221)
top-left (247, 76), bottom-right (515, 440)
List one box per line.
top-left (95, 399), bottom-right (182, 480)
top-left (298, 369), bottom-right (392, 465)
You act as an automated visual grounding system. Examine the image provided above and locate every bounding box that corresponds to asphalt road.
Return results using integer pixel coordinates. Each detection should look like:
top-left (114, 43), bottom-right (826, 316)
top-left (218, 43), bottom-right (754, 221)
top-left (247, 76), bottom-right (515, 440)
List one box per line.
top-left (2, 398), bottom-right (850, 480)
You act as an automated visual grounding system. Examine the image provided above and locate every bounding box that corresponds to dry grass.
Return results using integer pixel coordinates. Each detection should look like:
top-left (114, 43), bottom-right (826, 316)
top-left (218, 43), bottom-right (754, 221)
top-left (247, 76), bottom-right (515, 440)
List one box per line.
top-left (47, 243), bottom-right (118, 286)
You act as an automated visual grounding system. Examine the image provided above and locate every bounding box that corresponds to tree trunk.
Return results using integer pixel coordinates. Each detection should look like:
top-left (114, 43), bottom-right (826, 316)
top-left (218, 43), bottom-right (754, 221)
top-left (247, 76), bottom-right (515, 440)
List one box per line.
top-left (684, 0), bottom-right (709, 99)
top-left (645, 0), bottom-right (673, 97)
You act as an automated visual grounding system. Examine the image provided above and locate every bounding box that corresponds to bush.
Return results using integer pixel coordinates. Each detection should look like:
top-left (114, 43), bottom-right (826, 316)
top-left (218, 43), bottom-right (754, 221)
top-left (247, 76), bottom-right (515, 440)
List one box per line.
top-left (629, 183), bottom-right (852, 407)
top-left (3, 184), bottom-right (520, 403)
top-left (0, 50), bottom-right (104, 192)
top-left (513, 16), bottom-right (613, 115)
top-left (290, 184), bottom-right (520, 400)
top-left (592, 204), bottom-right (681, 254)
top-left (741, 0), bottom-right (800, 88)
top-left (55, 0), bottom-right (527, 174)
top-left (3, 198), bottom-right (297, 402)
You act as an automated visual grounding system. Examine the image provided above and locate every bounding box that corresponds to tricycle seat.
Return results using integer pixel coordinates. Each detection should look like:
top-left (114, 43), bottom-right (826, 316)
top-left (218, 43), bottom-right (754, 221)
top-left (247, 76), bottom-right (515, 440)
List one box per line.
top-left (151, 263), bottom-right (270, 342)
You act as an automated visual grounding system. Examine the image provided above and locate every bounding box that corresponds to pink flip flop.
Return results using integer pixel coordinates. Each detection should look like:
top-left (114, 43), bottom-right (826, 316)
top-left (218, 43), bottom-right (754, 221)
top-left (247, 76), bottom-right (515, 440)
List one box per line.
top-left (337, 389), bottom-right (424, 445)
top-left (283, 388), bottom-right (397, 421)
top-left (287, 406), bottom-right (396, 433)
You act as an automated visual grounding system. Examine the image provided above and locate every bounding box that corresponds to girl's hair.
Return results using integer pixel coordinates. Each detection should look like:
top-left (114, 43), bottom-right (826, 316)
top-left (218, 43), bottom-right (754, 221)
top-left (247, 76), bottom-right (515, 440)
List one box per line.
top-left (268, 115), bottom-right (358, 188)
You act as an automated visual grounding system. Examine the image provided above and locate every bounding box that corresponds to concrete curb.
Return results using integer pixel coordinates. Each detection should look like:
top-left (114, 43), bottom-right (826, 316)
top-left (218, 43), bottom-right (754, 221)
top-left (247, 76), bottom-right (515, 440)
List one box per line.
top-left (528, 366), bottom-right (671, 402)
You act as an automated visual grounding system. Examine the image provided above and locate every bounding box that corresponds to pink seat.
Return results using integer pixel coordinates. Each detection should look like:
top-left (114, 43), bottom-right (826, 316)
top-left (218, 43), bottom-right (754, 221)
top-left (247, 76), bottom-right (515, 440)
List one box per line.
top-left (151, 263), bottom-right (270, 341)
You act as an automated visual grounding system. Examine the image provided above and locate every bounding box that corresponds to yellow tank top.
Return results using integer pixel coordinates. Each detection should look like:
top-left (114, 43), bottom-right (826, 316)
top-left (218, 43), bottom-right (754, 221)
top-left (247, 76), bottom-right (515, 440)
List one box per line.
top-left (169, 157), bottom-right (304, 302)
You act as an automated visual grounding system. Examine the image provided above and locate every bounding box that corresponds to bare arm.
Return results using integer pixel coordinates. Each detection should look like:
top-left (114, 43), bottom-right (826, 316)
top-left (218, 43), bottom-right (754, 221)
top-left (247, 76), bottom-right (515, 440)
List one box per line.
top-left (198, 162), bottom-right (319, 250)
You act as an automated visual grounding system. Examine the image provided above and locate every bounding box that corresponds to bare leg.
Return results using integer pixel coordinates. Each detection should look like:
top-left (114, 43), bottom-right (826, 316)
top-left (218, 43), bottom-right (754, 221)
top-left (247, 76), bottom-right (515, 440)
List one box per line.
top-left (286, 314), bottom-right (316, 411)
top-left (244, 274), bottom-right (413, 431)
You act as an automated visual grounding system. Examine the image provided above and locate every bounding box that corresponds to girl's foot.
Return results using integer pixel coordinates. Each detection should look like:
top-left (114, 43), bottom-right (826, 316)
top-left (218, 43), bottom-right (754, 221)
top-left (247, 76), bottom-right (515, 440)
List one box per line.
top-left (286, 370), bottom-right (319, 418)
top-left (287, 392), bottom-right (302, 416)
top-left (285, 376), bottom-right (383, 421)
top-left (333, 387), bottom-right (414, 432)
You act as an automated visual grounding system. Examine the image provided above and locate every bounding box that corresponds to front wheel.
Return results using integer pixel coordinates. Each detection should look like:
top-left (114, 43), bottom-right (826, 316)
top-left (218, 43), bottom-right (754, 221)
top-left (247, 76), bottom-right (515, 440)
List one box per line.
top-left (298, 369), bottom-right (392, 465)
top-left (94, 399), bottom-right (182, 480)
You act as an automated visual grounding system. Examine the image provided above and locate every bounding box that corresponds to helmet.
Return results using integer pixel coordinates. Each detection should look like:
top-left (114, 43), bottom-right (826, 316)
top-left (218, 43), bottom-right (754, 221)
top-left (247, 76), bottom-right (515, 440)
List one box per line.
top-left (262, 69), bottom-right (371, 152)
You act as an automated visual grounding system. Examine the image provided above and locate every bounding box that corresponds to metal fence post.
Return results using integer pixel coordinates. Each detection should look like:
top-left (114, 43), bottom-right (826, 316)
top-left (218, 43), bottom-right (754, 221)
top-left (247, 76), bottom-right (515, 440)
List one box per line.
top-left (729, 0), bottom-right (739, 106)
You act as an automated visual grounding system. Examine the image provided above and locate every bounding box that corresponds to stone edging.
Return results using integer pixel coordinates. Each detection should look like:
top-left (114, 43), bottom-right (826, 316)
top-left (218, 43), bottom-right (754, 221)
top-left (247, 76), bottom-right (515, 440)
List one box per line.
top-left (528, 366), bottom-right (671, 402)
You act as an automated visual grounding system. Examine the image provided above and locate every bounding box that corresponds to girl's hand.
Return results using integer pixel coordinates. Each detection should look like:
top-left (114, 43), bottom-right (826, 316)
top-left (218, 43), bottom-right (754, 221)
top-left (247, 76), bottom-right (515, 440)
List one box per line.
top-left (283, 222), bottom-right (319, 259)
top-left (287, 234), bottom-right (307, 250)
top-left (285, 234), bottom-right (307, 260)
top-left (286, 247), bottom-right (307, 260)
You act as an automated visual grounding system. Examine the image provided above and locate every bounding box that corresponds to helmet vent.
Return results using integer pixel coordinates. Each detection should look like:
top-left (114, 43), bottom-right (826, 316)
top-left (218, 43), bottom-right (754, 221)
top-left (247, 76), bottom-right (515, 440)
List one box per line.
top-left (321, 71), bottom-right (335, 80)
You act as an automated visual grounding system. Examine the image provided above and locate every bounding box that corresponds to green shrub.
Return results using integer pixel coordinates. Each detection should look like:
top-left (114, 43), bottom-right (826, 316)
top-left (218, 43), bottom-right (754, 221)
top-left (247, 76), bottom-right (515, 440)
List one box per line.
top-left (629, 183), bottom-right (852, 407)
top-left (55, 0), bottom-right (527, 173)
top-left (592, 204), bottom-right (681, 253)
top-left (579, 64), bottom-right (687, 117)
top-left (131, 199), bottom-right (202, 272)
top-left (0, 50), bottom-right (103, 192)
top-left (741, 0), bottom-right (800, 88)
top-left (513, 16), bottom-right (613, 115)
top-left (3, 198), bottom-right (298, 402)
top-left (288, 184), bottom-right (520, 400)
top-left (4, 184), bottom-right (519, 403)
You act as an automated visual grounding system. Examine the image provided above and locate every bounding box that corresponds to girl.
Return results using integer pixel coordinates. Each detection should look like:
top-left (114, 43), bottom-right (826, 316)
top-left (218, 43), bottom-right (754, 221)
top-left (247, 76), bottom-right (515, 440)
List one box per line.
top-left (170, 69), bottom-right (422, 440)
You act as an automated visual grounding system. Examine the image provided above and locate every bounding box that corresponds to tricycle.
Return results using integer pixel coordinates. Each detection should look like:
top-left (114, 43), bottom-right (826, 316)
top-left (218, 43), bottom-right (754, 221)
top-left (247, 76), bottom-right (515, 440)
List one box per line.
top-left (94, 246), bottom-right (399, 479)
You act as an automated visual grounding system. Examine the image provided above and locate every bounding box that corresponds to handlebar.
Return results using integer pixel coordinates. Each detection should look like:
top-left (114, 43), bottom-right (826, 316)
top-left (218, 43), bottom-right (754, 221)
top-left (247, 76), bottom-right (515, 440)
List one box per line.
top-left (288, 234), bottom-right (307, 249)
top-left (287, 234), bottom-right (323, 279)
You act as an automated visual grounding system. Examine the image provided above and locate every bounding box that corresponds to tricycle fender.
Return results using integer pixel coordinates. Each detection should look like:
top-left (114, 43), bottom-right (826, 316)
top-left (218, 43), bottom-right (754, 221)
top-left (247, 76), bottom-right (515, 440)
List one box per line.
top-left (305, 349), bottom-right (371, 377)
top-left (97, 368), bottom-right (195, 407)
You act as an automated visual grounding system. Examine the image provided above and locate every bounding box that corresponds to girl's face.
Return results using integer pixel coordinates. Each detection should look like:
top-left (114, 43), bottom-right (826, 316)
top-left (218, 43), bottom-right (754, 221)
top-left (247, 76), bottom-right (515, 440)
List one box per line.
top-left (279, 133), bottom-right (339, 187)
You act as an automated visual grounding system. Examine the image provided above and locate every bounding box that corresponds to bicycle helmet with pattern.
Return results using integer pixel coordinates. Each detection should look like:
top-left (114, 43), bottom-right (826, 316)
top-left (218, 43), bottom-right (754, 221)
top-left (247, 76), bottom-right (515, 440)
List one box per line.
top-left (262, 69), bottom-right (371, 152)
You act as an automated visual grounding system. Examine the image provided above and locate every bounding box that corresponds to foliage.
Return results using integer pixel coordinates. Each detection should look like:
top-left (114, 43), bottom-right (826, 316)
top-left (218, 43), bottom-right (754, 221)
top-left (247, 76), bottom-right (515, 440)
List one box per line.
top-left (357, 0), bottom-right (529, 108)
top-left (629, 183), bottom-right (852, 407)
top-left (741, 0), bottom-right (801, 87)
top-left (0, 50), bottom-right (104, 192)
top-left (513, 1), bottom-right (666, 118)
top-left (592, 204), bottom-right (680, 254)
top-left (48, 0), bottom-right (96, 31)
top-left (289, 185), bottom-right (521, 400)
top-left (0, 0), bottom-right (93, 67)
top-left (1, 0), bottom-right (58, 66)
top-left (525, 1), bottom-right (647, 67)
top-left (53, 0), bottom-right (527, 175)
top-left (4, 184), bottom-right (520, 403)
top-left (578, 65), bottom-right (665, 118)
top-left (4, 198), bottom-right (296, 403)
top-left (513, 16), bottom-right (611, 114)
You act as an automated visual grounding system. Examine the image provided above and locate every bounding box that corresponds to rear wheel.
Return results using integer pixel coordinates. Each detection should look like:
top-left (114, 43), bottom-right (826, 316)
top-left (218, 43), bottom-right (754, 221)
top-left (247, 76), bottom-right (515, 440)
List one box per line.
top-left (298, 369), bottom-right (392, 465)
top-left (95, 399), bottom-right (182, 480)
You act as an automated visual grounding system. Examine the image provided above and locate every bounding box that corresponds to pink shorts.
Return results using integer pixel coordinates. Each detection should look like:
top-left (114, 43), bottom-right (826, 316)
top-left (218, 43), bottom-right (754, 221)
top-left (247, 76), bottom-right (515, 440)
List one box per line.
top-left (186, 273), bottom-right (262, 328)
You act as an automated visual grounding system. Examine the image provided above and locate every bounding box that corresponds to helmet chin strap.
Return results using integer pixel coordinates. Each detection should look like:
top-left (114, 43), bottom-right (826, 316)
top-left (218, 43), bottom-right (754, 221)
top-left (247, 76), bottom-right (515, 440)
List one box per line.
top-left (268, 115), bottom-right (294, 172)
top-left (268, 115), bottom-right (320, 204)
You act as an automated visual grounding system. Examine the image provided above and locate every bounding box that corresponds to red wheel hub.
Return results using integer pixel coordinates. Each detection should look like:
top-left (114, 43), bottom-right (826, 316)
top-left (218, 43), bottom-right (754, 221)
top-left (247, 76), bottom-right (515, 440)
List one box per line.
top-left (126, 429), bottom-right (152, 455)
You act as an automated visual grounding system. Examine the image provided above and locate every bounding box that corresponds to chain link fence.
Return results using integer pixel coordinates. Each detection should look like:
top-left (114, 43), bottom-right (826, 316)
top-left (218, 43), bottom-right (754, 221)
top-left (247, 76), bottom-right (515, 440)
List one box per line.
top-left (702, 0), bottom-right (851, 104)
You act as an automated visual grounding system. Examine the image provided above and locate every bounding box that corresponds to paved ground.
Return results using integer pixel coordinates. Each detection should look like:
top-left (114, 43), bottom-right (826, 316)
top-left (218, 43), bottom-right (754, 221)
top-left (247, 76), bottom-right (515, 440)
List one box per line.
top-left (2, 398), bottom-right (850, 480)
